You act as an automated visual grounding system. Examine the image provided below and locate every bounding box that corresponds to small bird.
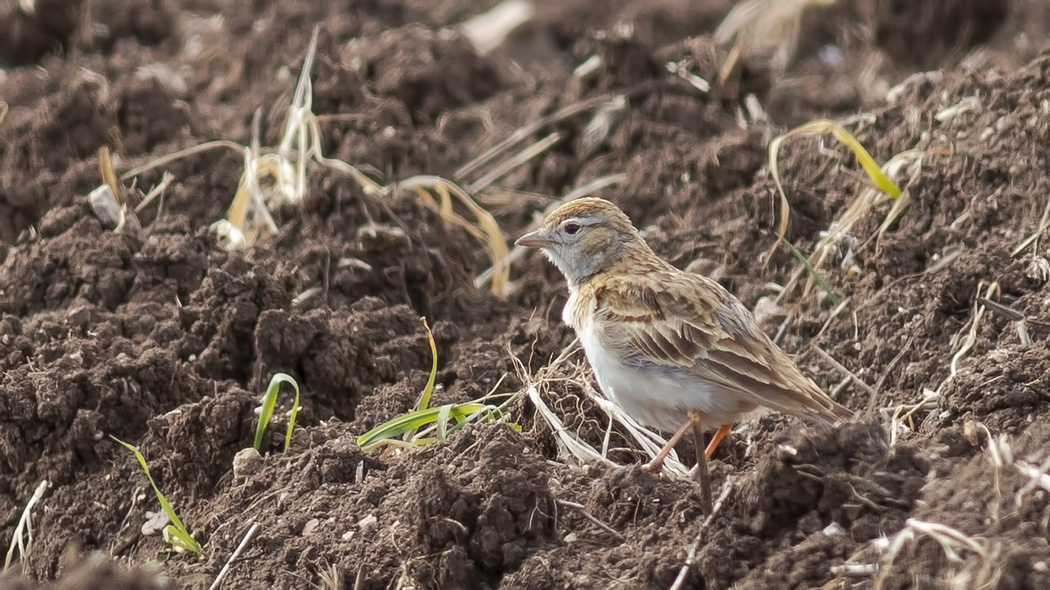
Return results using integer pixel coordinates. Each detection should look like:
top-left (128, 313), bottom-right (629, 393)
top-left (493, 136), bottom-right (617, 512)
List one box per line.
top-left (517, 198), bottom-right (852, 508)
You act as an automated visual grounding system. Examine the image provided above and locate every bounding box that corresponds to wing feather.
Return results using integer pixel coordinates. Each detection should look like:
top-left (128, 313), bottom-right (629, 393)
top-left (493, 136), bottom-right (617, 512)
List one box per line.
top-left (591, 271), bottom-right (852, 423)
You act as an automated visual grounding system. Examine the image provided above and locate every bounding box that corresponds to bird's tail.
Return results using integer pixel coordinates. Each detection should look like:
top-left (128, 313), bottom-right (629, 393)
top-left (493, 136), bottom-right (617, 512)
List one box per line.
top-left (800, 380), bottom-right (855, 425)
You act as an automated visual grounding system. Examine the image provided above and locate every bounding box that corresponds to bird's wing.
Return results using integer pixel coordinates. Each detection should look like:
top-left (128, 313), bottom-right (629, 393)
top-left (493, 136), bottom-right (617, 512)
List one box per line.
top-left (591, 272), bottom-right (852, 423)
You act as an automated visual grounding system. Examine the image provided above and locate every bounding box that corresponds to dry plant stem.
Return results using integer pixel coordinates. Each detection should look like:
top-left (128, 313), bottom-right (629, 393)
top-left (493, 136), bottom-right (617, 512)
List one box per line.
top-left (865, 336), bottom-right (914, 415)
top-left (812, 345), bottom-right (876, 396)
top-left (555, 499), bottom-right (625, 541)
top-left (886, 389), bottom-right (938, 446)
top-left (830, 375), bottom-right (852, 398)
top-left (664, 61), bottom-right (710, 93)
top-left (1012, 189), bottom-right (1050, 256)
top-left (527, 385), bottom-right (616, 467)
top-left (691, 417), bottom-right (714, 513)
top-left (396, 175), bottom-right (510, 295)
top-left (92, 146), bottom-right (136, 233)
top-left (601, 414), bottom-right (613, 458)
top-left (1015, 455), bottom-right (1050, 505)
top-left (227, 109), bottom-right (279, 237)
top-left (353, 565), bottom-right (365, 590)
top-left (318, 562), bottom-right (342, 590)
top-left (872, 149), bottom-right (927, 249)
top-left (278, 26), bottom-right (319, 175)
top-left (831, 563), bottom-right (878, 577)
top-left (583, 383), bottom-right (690, 477)
top-left (121, 140), bottom-right (246, 180)
top-left (118, 28), bottom-right (509, 296)
top-left (3, 480), bottom-right (49, 574)
top-left (716, 43), bottom-right (742, 86)
top-left (881, 518), bottom-right (988, 569)
top-left (98, 146), bottom-right (125, 207)
top-left (454, 80), bottom-right (665, 179)
top-left (467, 132), bottom-right (561, 193)
top-left (771, 312), bottom-right (793, 346)
top-left (950, 281), bottom-right (1000, 376)
top-left (778, 148), bottom-right (922, 303)
top-left (135, 171), bottom-right (175, 213)
top-left (979, 424), bottom-right (1008, 523)
top-left (813, 297), bottom-right (851, 343)
top-left (715, 0), bottom-right (837, 83)
top-left (978, 297), bottom-right (1024, 321)
top-left (525, 341), bottom-right (692, 476)
top-left (208, 521), bottom-right (260, 590)
top-left (768, 122), bottom-right (907, 300)
top-left (668, 477), bottom-right (735, 590)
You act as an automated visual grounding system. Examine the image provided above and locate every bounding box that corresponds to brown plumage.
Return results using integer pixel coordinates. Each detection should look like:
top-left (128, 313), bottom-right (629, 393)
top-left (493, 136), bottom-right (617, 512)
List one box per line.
top-left (517, 197), bottom-right (852, 484)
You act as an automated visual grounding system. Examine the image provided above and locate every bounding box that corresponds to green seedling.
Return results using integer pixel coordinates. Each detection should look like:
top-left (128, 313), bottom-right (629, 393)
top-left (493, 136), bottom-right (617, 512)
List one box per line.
top-left (254, 373), bottom-right (301, 452)
top-left (772, 130), bottom-right (926, 304)
top-left (118, 27), bottom-right (512, 297)
top-left (783, 239), bottom-right (842, 306)
top-left (112, 437), bottom-right (200, 554)
top-left (404, 318), bottom-right (439, 441)
top-left (769, 119), bottom-right (901, 253)
top-left (359, 317), bottom-right (517, 450)
top-left (357, 395), bottom-right (516, 452)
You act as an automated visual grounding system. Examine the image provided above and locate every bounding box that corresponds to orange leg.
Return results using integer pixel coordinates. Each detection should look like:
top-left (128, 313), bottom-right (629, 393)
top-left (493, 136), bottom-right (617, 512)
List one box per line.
top-left (704, 423), bottom-right (732, 459)
top-left (647, 413), bottom-right (700, 474)
top-left (649, 413), bottom-right (714, 511)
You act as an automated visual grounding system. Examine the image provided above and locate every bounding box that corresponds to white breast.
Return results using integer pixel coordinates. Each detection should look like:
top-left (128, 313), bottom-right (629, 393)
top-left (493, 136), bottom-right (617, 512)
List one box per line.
top-left (567, 296), bottom-right (754, 433)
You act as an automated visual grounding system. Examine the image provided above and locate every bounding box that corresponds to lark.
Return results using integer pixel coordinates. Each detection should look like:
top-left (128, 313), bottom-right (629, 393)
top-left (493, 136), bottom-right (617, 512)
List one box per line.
top-left (517, 198), bottom-right (852, 509)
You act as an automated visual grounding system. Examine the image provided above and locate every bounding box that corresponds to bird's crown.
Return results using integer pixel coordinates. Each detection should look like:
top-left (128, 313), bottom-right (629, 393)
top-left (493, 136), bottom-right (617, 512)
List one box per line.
top-left (541, 197), bottom-right (636, 234)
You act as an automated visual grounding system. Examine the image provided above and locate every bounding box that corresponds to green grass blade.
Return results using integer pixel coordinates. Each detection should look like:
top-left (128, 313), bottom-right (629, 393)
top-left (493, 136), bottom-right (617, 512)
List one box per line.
top-left (436, 404), bottom-right (452, 440)
top-left (282, 378), bottom-right (301, 451)
top-left (447, 405), bottom-right (493, 436)
top-left (357, 403), bottom-right (488, 451)
top-left (448, 401), bottom-right (511, 436)
top-left (405, 318), bottom-right (439, 441)
top-left (451, 391), bottom-right (522, 436)
top-left (418, 318), bottom-right (438, 412)
top-left (766, 119), bottom-right (902, 261)
top-left (783, 240), bottom-right (842, 306)
top-left (829, 126), bottom-right (902, 199)
top-left (112, 437), bottom-right (201, 554)
top-left (163, 525), bottom-right (200, 554)
top-left (253, 373), bottom-right (301, 451)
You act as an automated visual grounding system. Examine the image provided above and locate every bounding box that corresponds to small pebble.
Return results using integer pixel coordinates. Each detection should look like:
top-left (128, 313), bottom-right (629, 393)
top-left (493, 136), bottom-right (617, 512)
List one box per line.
top-left (232, 447), bottom-right (262, 479)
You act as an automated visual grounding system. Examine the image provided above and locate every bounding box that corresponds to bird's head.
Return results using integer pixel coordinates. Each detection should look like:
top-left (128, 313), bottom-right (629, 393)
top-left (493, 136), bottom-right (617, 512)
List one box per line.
top-left (516, 197), bottom-right (648, 285)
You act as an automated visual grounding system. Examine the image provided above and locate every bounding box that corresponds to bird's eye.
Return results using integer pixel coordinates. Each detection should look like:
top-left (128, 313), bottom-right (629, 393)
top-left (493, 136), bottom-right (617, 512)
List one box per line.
top-left (564, 223), bottom-right (581, 235)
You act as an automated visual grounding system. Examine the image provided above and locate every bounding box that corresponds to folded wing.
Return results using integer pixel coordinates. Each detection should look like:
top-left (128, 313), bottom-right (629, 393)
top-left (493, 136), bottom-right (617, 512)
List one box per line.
top-left (592, 272), bottom-right (853, 423)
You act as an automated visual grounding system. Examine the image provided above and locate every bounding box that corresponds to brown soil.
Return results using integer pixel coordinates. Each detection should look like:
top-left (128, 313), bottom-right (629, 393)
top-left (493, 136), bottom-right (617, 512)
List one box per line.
top-left (3, 0), bottom-right (1050, 588)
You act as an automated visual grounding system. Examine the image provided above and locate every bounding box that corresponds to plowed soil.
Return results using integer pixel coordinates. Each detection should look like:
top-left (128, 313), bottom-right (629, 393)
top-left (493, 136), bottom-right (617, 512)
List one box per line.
top-left (3, 0), bottom-right (1050, 589)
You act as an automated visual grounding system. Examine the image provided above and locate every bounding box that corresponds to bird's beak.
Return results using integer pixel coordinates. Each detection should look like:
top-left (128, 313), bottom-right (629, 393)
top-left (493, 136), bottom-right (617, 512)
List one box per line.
top-left (515, 230), bottom-right (553, 248)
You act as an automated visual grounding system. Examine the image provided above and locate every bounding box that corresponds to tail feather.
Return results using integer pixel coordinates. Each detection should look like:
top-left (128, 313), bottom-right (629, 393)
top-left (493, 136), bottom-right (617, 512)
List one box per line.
top-left (790, 375), bottom-right (855, 425)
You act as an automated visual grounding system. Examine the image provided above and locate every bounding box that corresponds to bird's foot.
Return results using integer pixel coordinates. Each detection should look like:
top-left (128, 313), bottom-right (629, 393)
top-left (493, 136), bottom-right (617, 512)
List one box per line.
top-left (645, 458), bottom-right (665, 474)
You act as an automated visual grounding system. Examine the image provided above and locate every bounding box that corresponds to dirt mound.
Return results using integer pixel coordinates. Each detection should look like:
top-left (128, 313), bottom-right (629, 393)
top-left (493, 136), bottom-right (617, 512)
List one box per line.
top-left (3, 0), bottom-right (1050, 588)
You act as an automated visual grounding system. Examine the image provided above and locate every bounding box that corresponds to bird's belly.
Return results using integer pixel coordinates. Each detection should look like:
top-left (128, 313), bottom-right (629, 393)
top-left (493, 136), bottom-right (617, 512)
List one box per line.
top-left (581, 331), bottom-right (754, 433)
